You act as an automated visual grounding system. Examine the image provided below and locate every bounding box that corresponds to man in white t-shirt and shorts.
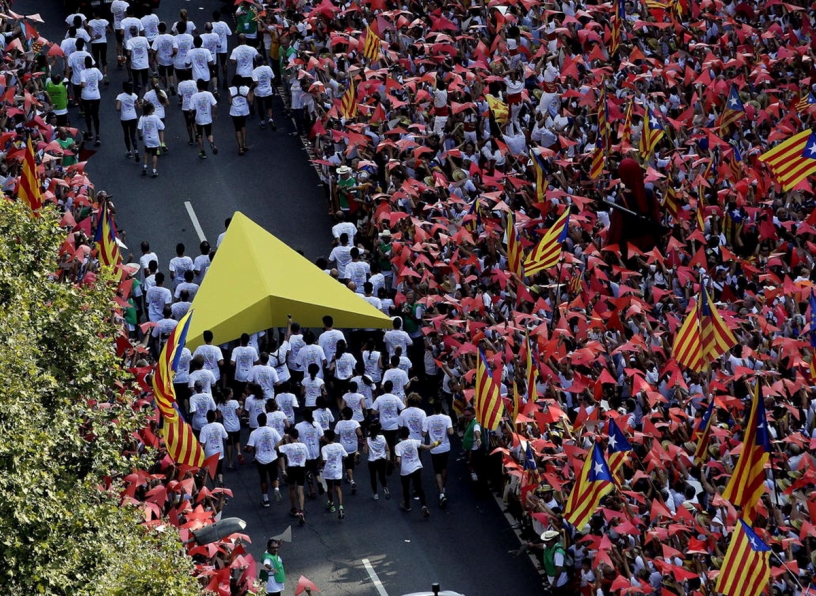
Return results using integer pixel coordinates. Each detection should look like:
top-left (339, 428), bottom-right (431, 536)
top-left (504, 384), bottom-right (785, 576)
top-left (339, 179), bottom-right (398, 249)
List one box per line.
top-left (320, 429), bottom-right (349, 519)
top-left (245, 412), bottom-right (283, 507)
top-left (191, 78), bottom-right (218, 158)
top-left (424, 400), bottom-right (454, 508)
top-left (278, 427), bottom-right (309, 524)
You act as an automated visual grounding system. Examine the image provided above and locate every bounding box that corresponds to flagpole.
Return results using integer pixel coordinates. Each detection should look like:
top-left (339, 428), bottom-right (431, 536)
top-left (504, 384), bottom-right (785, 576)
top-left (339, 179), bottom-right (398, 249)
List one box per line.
top-left (770, 551), bottom-right (806, 592)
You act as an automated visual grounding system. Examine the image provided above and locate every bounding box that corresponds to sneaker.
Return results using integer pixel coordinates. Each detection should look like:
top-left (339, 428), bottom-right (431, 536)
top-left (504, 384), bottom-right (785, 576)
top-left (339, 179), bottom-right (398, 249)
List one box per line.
top-left (126, 151), bottom-right (132, 159)
top-left (351, 481), bottom-right (357, 495)
top-left (152, 169), bottom-right (158, 178)
top-left (269, 119), bottom-right (277, 131)
top-left (471, 472), bottom-right (479, 482)
top-left (274, 489), bottom-right (282, 503)
top-left (289, 507), bottom-right (298, 517)
top-left (95, 136), bottom-right (101, 147)
top-left (422, 506), bottom-right (430, 518)
top-left (199, 151), bottom-right (207, 159)
top-left (141, 167), bottom-right (147, 176)
top-left (372, 493), bottom-right (379, 501)
top-left (400, 502), bottom-right (412, 512)
top-left (439, 495), bottom-right (448, 509)
top-left (297, 511), bottom-right (305, 526)
top-left (338, 506), bottom-right (345, 519)
top-left (262, 500), bottom-right (271, 508)
top-left (326, 500), bottom-right (336, 513)
top-left (259, 121), bottom-right (267, 130)
top-left (134, 152), bottom-right (140, 162)
top-left (384, 487), bottom-right (391, 500)
top-left (211, 145), bottom-right (219, 155)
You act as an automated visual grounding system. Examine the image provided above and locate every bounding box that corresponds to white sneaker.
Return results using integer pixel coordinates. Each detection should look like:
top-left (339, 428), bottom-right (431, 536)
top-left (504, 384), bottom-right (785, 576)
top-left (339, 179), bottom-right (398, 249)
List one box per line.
top-left (372, 493), bottom-right (379, 500)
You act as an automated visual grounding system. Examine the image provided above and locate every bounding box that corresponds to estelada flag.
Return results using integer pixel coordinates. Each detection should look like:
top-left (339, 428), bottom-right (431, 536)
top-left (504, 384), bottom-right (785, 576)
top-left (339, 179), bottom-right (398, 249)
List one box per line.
top-left (759, 128), bottom-right (816, 191)
top-left (564, 442), bottom-right (614, 531)
top-left (715, 519), bottom-right (771, 596)
top-left (475, 349), bottom-right (504, 431)
top-left (18, 137), bottom-right (43, 213)
top-left (340, 77), bottom-right (357, 119)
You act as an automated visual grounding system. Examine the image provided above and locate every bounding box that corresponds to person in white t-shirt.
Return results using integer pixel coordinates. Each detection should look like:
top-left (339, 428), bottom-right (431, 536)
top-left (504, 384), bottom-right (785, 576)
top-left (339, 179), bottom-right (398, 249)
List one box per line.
top-left (297, 330), bottom-right (327, 379)
top-left (151, 22), bottom-right (176, 93)
top-left (371, 381), bottom-right (405, 458)
top-left (136, 102), bottom-right (164, 178)
top-left (230, 34), bottom-right (259, 85)
top-left (275, 390), bottom-right (298, 424)
top-left (320, 430), bottom-right (349, 519)
top-left (244, 384), bottom-right (267, 430)
top-left (172, 22), bottom-right (194, 82)
top-left (424, 400), bottom-right (454, 508)
top-left (125, 28), bottom-right (150, 93)
top-left (177, 76), bottom-right (198, 145)
top-left (185, 35), bottom-right (214, 84)
top-left (140, 8), bottom-right (160, 42)
top-left (294, 410), bottom-right (325, 499)
top-left (168, 243), bottom-right (194, 288)
top-left (251, 54), bottom-right (277, 129)
top-left (365, 422), bottom-right (390, 499)
top-left (265, 399), bottom-right (289, 439)
top-left (301, 363), bottom-right (327, 409)
top-left (248, 352), bottom-right (279, 399)
top-left (80, 56), bottom-right (104, 144)
top-left (278, 427), bottom-right (309, 524)
top-left (187, 356), bottom-right (216, 395)
top-left (189, 381), bottom-right (216, 433)
top-left (228, 74), bottom-right (252, 155)
top-left (244, 412), bottom-right (283, 507)
top-left (216, 388), bottom-right (243, 469)
top-left (199, 410), bottom-right (228, 485)
top-left (341, 381), bottom-right (367, 422)
top-left (210, 10), bottom-right (232, 87)
top-left (145, 271), bottom-right (172, 322)
top-left (382, 355), bottom-right (412, 398)
top-left (193, 329), bottom-right (223, 381)
top-left (110, 0), bottom-right (129, 61)
top-left (395, 426), bottom-right (437, 517)
top-left (231, 333), bottom-right (259, 395)
top-left (266, 337), bottom-right (291, 388)
top-left (335, 407), bottom-right (362, 493)
top-left (191, 79), bottom-right (218, 158)
top-left (329, 340), bottom-right (356, 409)
top-left (384, 318), bottom-right (412, 358)
top-left (398, 393), bottom-right (426, 441)
top-left (115, 81), bottom-right (139, 159)
top-left (87, 8), bottom-right (111, 82)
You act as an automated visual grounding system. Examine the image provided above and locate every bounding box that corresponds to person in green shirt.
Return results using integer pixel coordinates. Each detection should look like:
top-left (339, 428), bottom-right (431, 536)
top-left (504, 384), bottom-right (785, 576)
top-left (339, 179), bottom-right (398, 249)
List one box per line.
top-left (56, 128), bottom-right (78, 167)
top-left (235, 2), bottom-right (259, 46)
top-left (45, 75), bottom-right (69, 126)
top-left (260, 539), bottom-right (285, 596)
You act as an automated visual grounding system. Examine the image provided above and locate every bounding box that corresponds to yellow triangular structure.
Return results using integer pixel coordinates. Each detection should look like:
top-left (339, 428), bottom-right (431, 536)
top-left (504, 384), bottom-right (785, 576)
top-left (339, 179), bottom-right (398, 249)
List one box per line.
top-left (186, 212), bottom-right (393, 348)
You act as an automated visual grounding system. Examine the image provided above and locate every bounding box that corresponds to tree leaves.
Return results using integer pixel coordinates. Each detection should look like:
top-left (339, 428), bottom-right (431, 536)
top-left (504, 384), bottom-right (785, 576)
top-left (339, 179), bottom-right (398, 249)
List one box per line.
top-left (0, 201), bottom-right (197, 595)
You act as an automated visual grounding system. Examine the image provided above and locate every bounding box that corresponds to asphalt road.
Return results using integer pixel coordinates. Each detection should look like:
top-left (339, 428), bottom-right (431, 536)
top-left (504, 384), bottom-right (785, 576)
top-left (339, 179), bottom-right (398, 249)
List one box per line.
top-left (27, 1), bottom-right (544, 593)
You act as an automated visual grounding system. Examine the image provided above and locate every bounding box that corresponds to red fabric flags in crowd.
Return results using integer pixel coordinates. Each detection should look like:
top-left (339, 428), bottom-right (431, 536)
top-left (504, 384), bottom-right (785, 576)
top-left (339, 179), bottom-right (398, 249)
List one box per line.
top-left (715, 519), bottom-right (771, 596)
top-left (152, 312), bottom-right (205, 468)
top-left (722, 383), bottom-right (770, 522)
top-left (93, 200), bottom-right (122, 279)
top-left (340, 77), bottom-right (357, 119)
top-left (759, 128), bottom-right (816, 191)
top-left (564, 442), bottom-right (614, 531)
top-left (524, 207), bottom-right (569, 276)
top-left (362, 26), bottom-right (381, 62)
top-left (18, 136), bottom-right (42, 212)
top-left (474, 349), bottom-right (504, 431)
top-left (505, 212), bottom-right (523, 278)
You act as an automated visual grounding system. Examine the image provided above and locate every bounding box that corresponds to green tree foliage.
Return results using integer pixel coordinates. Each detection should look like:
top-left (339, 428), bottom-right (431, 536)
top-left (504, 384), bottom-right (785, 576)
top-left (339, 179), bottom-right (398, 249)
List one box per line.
top-left (0, 200), bottom-right (199, 595)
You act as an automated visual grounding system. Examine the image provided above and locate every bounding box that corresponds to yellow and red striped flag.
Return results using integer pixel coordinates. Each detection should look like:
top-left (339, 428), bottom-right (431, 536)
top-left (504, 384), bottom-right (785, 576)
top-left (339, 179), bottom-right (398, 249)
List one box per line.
top-left (340, 77), bottom-right (357, 119)
top-left (474, 349), bottom-right (505, 431)
top-left (506, 211), bottom-right (523, 278)
top-left (700, 287), bottom-right (736, 362)
top-left (610, 0), bottom-right (624, 55)
top-left (722, 383), bottom-right (770, 521)
top-left (524, 207), bottom-right (569, 276)
top-left (152, 312), bottom-right (205, 468)
top-left (564, 442), bottom-right (615, 531)
top-left (759, 128), bottom-right (816, 191)
top-left (715, 519), bottom-right (771, 596)
top-left (18, 136), bottom-right (42, 212)
top-left (796, 92), bottom-right (816, 113)
top-left (597, 87), bottom-right (610, 150)
top-left (530, 149), bottom-right (548, 201)
top-left (524, 330), bottom-right (537, 404)
top-left (692, 398), bottom-right (715, 465)
top-left (672, 299), bottom-right (704, 372)
top-left (589, 147), bottom-right (604, 179)
top-left (362, 26), bottom-right (381, 62)
top-left (94, 200), bottom-right (122, 279)
top-left (662, 185), bottom-right (679, 220)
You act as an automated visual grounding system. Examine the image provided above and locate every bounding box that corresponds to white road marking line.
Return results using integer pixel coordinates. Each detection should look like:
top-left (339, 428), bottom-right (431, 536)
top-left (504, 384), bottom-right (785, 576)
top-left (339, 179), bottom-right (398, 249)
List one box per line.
top-left (184, 201), bottom-right (207, 242)
top-left (362, 558), bottom-right (389, 596)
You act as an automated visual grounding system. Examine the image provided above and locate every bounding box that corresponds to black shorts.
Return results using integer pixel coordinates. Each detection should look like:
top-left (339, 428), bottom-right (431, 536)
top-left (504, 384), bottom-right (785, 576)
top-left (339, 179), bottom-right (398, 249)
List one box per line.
top-left (183, 109), bottom-right (195, 124)
top-left (175, 67), bottom-right (192, 81)
top-left (305, 458), bottom-right (320, 476)
top-left (286, 466), bottom-right (305, 486)
top-left (196, 123), bottom-right (213, 137)
top-left (232, 115), bottom-right (247, 131)
top-left (227, 430), bottom-right (241, 446)
top-left (158, 64), bottom-right (173, 77)
top-left (209, 64), bottom-right (218, 78)
top-left (325, 478), bottom-right (342, 489)
top-left (144, 146), bottom-right (159, 155)
top-left (256, 459), bottom-right (279, 484)
top-left (431, 451), bottom-right (449, 473)
top-left (345, 451), bottom-right (357, 470)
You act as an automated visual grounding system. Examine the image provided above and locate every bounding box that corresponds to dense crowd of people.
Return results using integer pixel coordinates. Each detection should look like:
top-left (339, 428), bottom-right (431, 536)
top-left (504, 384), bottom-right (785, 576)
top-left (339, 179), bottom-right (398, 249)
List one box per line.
top-left (10, 0), bottom-right (816, 593)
